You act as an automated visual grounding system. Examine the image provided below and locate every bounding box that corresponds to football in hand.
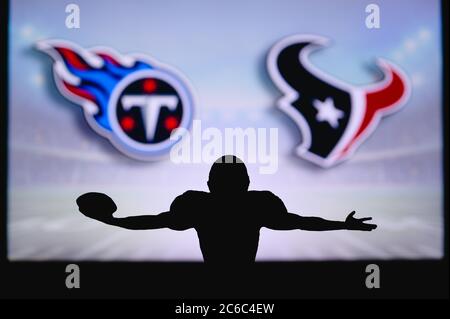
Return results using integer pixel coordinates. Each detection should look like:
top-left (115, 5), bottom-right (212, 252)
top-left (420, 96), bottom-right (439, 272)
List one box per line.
top-left (76, 192), bottom-right (117, 221)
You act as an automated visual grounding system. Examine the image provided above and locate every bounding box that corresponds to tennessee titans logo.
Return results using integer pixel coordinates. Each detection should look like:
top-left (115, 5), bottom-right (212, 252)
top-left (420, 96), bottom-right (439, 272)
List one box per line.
top-left (37, 40), bottom-right (194, 160)
top-left (267, 35), bottom-right (410, 167)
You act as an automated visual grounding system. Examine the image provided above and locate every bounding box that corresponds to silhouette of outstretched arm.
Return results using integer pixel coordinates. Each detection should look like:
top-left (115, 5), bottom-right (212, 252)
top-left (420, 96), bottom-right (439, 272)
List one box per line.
top-left (260, 192), bottom-right (376, 231)
top-left (100, 212), bottom-right (177, 230)
top-left (76, 192), bottom-right (193, 230)
top-left (265, 211), bottom-right (377, 231)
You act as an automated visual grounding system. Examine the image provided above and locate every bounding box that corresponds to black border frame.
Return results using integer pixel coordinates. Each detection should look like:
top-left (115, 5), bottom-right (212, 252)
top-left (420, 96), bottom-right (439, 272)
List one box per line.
top-left (0, 0), bottom-right (448, 299)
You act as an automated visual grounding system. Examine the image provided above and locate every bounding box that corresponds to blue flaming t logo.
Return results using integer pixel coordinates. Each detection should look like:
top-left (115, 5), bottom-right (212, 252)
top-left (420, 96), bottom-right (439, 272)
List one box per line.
top-left (37, 40), bottom-right (194, 160)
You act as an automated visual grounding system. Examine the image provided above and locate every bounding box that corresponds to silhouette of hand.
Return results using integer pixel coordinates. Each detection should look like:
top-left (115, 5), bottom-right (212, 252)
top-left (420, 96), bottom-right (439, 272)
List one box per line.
top-left (76, 192), bottom-right (117, 222)
top-left (344, 211), bottom-right (377, 231)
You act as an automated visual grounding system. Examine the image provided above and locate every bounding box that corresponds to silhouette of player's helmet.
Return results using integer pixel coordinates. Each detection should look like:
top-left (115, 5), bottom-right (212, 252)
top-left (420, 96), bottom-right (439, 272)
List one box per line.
top-left (208, 155), bottom-right (250, 194)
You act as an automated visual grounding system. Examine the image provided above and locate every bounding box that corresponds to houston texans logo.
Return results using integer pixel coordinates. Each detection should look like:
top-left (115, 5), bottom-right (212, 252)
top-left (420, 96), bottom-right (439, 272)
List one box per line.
top-left (267, 35), bottom-right (410, 167)
top-left (37, 40), bottom-right (194, 160)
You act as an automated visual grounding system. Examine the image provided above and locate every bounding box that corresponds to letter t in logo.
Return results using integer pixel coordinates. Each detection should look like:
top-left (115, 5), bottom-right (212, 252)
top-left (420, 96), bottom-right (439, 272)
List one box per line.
top-left (121, 95), bottom-right (178, 141)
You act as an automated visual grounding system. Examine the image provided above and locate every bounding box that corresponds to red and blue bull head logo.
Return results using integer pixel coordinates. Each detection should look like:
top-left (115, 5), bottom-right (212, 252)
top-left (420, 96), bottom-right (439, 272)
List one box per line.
top-left (267, 35), bottom-right (410, 168)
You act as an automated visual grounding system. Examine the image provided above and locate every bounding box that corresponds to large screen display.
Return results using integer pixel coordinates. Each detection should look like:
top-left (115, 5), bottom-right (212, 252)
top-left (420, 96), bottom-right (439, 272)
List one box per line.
top-left (7, 0), bottom-right (443, 261)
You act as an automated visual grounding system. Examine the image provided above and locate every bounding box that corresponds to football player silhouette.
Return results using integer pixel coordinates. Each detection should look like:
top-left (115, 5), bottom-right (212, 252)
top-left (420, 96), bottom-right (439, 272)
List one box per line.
top-left (77, 155), bottom-right (376, 264)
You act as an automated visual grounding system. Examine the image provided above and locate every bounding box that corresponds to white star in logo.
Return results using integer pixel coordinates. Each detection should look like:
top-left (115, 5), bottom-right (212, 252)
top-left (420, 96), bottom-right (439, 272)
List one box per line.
top-left (312, 97), bottom-right (344, 129)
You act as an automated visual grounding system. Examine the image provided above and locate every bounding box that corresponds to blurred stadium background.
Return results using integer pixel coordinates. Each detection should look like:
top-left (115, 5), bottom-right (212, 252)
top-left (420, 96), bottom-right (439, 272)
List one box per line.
top-left (7, 0), bottom-right (443, 260)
